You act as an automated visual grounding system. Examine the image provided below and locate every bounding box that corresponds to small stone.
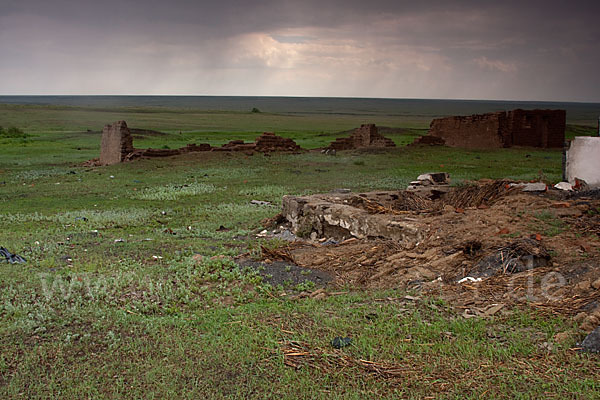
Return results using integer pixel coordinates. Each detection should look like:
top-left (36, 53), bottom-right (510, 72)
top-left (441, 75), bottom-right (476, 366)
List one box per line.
top-left (574, 312), bottom-right (588, 323)
top-left (576, 280), bottom-right (592, 292)
top-left (580, 327), bottom-right (600, 353)
top-left (443, 205), bottom-right (455, 213)
top-left (585, 315), bottom-right (600, 326)
top-left (538, 341), bottom-right (554, 352)
top-left (592, 278), bottom-right (600, 290)
top-left (581, 320), bottom-right (596, 333)
top-left (331, 336), bottom-right (352, 349)
top-left (554, 331), bottom-right (570, 343)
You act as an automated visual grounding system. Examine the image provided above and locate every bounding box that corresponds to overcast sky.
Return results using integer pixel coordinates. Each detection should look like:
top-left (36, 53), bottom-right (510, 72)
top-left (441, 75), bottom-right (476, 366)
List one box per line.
top-left (1, 0), bottom-right (599, 101)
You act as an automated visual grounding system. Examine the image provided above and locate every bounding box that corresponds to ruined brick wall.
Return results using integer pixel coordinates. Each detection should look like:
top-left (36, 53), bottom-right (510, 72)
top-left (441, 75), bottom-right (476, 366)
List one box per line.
top-left (100, 120), bottom-right (134, 165)
top-left (427, 113), bottom-right (505, 149)
top-left (96, 120), bottom-right (214, 164)
top-left (255, 132), bottom-right (302, 152)
top-left (507, 109), bottom-right (565, 148)
top-left (424, 109), bottom-right (565, 149)
top-left (329, 124), bottom-right (396, 150)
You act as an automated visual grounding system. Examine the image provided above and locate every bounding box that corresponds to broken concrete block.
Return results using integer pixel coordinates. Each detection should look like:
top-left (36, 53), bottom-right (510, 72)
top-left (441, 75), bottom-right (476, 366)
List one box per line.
top-left (522, 182), bottom-right (548, 192)
top-left (281, 192), bottom-right (423, 244)
top-left (510, 182), bottom-right (547, 192)
top-left (566, 137), bottom-right (600, 188)
top-left (554, 182), bottom-right (573, 191)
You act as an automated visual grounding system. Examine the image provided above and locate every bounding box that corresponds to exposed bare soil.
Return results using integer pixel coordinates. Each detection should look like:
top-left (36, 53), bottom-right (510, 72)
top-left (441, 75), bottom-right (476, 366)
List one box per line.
top-left (265, 185), bottom-right (600, 330)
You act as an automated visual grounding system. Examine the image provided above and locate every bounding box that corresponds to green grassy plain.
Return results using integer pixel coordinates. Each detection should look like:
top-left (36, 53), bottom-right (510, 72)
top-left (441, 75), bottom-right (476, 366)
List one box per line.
top-left (1, 102), bottom-right (599, 398)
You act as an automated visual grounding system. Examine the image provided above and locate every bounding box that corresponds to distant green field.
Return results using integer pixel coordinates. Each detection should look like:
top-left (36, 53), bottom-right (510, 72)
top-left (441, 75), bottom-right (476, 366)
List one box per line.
top-left (1, 100), bottom-right (599, 399)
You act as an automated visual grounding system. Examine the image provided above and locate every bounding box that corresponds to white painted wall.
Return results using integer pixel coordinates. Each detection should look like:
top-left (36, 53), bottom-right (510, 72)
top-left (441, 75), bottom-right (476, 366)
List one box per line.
top-left (566, 137), bottom-right (600, 188)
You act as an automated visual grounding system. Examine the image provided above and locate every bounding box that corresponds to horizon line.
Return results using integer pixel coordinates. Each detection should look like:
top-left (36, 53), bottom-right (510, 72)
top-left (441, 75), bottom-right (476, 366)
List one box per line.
top-left (1, 94), bottom-right (599, 105)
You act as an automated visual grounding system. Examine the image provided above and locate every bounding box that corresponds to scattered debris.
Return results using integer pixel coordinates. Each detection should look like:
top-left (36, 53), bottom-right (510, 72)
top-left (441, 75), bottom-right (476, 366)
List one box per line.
top-left (407, 172), bottom-right (450, 195)
top-left (554, 182), bottom-right (573, 191)
top-left (511, 182), bottom-right (547, 192)
top-left (573, 178), bottom-right (590, 191)
top-left (441, 180), bottom-right (514, 209)
top-left (272, 229), bottom-right (299, 242)
top-left (0, 247), bottom-right (26, 264)
top-left (280, 340), bottom-right (410, 382)
top-left (250, 200), bottom-right (272, 206)
top-left (469, 238), bottom-right (551, 278)
top-left (457, 277), bottom-right (482, 283)
top-left (416, 172), bottom-right (450, 185)
top-left (283, 180), bottom-right (516, 242)
top-left (264, 179), bottom-right (600, 329)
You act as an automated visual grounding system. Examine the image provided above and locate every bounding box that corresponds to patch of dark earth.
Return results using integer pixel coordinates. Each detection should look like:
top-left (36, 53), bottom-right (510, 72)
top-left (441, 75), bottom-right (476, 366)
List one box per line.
top-left (237, 259), bottom-right (332, 289)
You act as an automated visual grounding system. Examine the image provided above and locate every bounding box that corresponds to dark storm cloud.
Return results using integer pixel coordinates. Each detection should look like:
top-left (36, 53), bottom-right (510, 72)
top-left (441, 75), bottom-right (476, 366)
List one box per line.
top-left (1, 0), bottom-right (599, 100)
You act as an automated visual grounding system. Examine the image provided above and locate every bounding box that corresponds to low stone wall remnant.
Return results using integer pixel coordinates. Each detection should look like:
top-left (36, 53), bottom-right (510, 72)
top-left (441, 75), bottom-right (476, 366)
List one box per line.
top-left (96, 122), bottom-right (302, 165)
top-left (328, 124), bottom-right (396, 150)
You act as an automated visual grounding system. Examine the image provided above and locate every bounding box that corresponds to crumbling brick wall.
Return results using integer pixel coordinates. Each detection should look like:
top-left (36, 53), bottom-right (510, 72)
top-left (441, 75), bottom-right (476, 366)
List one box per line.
top-left (214, 132), bottom-right (302, 152)
top-left (421, 109), bottom-right (565, 149)
top-left (100, 120), bottom-right (134, 165)
top-left (329, 124), bottom-right (396, 150)
top-left (98, 120), bottom-right (213, 164)
top-left (426, 113), bottom-right (506, 148)
top-left (507, 109), bottom-right (565, 148)
top-left (255, 132), bottom-right (302, 152)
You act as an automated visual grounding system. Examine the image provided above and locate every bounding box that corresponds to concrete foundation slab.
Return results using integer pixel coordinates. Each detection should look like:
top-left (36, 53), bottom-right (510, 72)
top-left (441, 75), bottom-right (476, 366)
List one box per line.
top-left (282, 192), bottom-right (423, 245)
